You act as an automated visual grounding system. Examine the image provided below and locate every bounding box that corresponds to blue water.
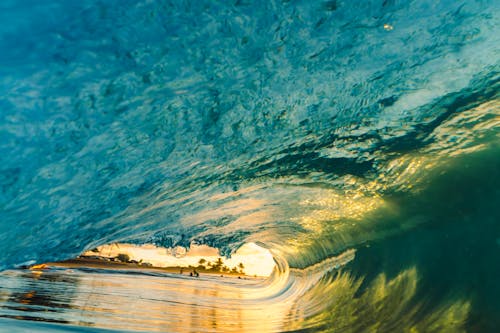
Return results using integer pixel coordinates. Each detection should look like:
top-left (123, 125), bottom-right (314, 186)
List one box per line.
top-left (1, 0), bottom-right (499, 332)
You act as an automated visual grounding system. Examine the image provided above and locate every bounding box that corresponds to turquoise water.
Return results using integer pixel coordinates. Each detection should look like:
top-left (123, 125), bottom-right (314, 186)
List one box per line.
top-left (1, 0), bottom-right (499, 331)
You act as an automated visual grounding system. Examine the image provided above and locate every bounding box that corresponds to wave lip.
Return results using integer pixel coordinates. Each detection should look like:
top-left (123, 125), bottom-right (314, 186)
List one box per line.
top-left (0, 0), bottom-right (499, 269)
top-left (0, 0), bottom-right (499, 331)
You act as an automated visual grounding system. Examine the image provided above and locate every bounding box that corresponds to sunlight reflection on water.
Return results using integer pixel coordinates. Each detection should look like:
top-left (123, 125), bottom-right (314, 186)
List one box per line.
top-left (0, 268), bottom-right (289, 332)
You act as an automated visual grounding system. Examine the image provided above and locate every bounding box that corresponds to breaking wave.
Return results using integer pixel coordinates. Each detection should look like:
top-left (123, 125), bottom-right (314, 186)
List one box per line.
top-left (1, 0), bottom-right (499, 331)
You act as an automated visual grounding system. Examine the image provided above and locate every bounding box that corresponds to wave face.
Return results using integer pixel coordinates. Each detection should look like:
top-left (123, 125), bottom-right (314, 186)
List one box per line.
top-left (1, 0), bottom-right (499, 331)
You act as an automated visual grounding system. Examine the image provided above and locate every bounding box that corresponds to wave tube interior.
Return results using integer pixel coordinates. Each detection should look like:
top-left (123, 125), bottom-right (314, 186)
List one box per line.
top-left (70, 242), bottom-right (276, 277)
top-left (0, 0), bottom-right (499, 332)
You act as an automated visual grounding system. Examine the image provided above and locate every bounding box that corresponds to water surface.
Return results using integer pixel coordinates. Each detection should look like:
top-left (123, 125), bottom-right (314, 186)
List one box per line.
top-left (0, 0), bottom-right (499, 332)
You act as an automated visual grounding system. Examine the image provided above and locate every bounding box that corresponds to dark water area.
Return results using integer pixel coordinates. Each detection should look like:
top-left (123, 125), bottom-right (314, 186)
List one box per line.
top-left (348, 146), bottom-right (500, 332)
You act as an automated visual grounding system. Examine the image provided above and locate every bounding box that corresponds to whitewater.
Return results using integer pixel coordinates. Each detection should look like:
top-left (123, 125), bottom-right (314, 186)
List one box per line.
top-left (0, 0), bottom-right (499, 332)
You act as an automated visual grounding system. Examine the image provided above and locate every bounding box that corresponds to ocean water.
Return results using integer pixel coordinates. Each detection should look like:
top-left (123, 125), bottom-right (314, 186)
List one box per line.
top-left (0, 267), bottom-right (284, 332)
top-left (1, 0), bottom-right (499, 332)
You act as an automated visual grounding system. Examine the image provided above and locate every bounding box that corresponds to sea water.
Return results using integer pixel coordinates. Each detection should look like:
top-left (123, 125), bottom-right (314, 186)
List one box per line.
top-left (0, 267), bottom-right (286, 332)
top-left (1, 0), bottom-right (499, 332)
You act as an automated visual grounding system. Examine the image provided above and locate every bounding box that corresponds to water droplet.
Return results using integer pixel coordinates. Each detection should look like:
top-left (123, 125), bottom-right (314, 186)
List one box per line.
top-left (383, 23), bottom-right (394, 31)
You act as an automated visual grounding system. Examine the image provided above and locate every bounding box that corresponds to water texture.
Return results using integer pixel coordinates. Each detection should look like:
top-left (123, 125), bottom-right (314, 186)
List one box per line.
top-left (0, 0), bottom-right (499, 332)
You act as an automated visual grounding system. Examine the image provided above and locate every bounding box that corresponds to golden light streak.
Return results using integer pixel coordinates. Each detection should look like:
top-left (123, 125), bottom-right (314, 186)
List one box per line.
top-left (85, 242), bottom-right (275, 277)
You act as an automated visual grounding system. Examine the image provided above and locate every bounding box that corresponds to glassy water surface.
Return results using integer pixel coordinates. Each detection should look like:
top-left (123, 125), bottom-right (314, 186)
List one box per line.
top-left (1, 0), bottom-right (499, 332)
top-left (0, 267), bottom-right (287, 332)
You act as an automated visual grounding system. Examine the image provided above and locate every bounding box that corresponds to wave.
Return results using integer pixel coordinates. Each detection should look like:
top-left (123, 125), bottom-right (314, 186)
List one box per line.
top-left (1, 0), bottom-right (499, 331)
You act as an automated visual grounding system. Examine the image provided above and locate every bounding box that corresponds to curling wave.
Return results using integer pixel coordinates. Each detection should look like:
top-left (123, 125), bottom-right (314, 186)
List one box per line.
top-left (0, 0), bottom-right (499, 331)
